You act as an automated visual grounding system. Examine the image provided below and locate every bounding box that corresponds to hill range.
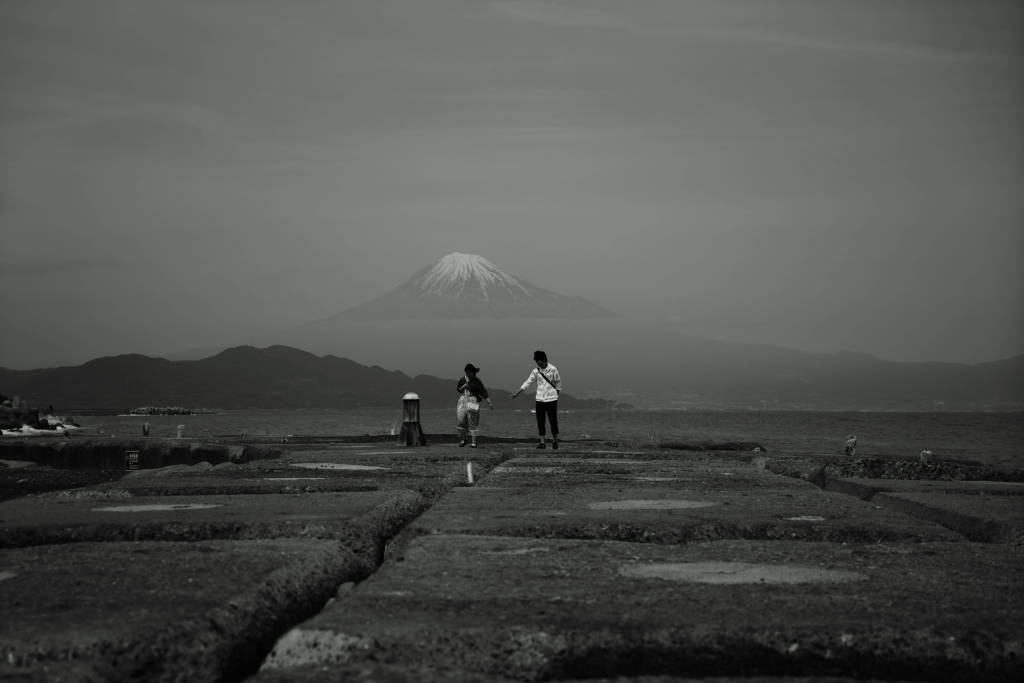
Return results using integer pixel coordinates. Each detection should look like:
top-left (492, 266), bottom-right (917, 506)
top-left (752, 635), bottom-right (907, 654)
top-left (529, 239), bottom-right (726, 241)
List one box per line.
top-left (0, 345), bottom-right (617, 412)
top-left (4, 253), bottom-right (1021, 411)
top-left (1, 342), bottom-right (1021, 413)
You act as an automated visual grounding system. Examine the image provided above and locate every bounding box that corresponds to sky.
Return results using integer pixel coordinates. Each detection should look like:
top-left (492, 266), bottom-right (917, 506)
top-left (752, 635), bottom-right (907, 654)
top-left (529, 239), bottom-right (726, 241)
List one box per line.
top-left (1, 0), bottom-right (1022, 369)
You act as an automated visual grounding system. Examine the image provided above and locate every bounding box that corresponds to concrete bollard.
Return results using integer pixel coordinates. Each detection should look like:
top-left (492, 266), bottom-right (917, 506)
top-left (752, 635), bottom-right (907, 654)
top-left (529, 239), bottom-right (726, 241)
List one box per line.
top-left (176, 424), bottom-right (185, 439)
top-left (398, 392), bottom-right (427, 446)
top-left (142, 422), bottom-right (150, 437)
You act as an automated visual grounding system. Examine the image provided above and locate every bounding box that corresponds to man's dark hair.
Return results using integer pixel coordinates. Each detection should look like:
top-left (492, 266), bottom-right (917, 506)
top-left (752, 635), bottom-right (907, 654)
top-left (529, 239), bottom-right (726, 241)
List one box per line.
top-left (533, 350), bottom-right (547, 363)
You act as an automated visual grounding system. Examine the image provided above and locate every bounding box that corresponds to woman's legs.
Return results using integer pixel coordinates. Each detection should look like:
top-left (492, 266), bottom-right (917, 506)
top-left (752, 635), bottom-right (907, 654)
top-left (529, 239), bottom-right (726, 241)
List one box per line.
top-left (457, 405), bottom-right (469, 446)
top-left (468, 409), bottom-right (481, 446)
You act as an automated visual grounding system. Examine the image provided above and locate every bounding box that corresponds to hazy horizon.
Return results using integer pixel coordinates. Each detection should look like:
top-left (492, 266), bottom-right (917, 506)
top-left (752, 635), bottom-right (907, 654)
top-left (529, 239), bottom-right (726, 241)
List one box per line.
top-left (2, 1), bottom-right (1022, 370)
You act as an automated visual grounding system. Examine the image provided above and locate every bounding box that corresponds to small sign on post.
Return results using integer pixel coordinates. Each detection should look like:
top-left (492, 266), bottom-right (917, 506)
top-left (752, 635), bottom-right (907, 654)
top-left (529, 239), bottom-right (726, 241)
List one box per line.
top-left (398, 392), bottom-right (427, 446)
top-left (125, 450), bottom-right (140, 470)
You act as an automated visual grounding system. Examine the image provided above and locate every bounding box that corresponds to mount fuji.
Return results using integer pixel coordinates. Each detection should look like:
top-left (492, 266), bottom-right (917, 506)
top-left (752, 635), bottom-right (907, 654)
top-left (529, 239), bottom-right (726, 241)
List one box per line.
top-left (336, 253), bottom-right (616, 321)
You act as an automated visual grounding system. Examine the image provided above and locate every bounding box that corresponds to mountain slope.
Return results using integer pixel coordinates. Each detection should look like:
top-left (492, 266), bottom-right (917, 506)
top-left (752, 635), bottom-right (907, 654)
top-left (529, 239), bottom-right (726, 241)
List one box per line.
top-left (333, 253), bottom-right (616, 321)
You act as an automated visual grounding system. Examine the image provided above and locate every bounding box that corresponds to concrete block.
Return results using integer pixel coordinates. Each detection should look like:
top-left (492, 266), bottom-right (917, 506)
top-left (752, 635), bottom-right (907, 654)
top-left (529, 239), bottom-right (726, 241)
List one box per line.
top-left (0, 539), bottom-right (367, 683)
top-left (261, 534), bottom-right (1024, 681)
top-left (406, 456), bottom-right (962, 544)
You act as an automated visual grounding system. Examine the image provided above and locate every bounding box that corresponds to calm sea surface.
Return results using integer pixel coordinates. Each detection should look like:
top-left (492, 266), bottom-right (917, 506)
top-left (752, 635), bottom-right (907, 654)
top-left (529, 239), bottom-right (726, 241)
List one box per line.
top-left (75, 408), bottom-right (1024, 470)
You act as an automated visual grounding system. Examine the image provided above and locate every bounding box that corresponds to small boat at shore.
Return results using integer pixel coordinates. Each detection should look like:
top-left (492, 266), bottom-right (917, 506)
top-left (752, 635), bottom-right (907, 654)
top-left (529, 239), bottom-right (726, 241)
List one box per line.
top-left (2, 423), bottom-right (79, 437)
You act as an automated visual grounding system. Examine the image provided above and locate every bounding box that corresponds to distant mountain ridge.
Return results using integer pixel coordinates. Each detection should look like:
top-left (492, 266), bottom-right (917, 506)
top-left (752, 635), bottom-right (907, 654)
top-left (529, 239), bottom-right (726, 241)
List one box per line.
top-left (2, 342), bottom-right (1021, 412)
top-left (255, 310), bottom-right (1024, 410)
top-left (333, 252), bottom-right (616, 321)
top-left (0, 345), bottom-right (615, 411)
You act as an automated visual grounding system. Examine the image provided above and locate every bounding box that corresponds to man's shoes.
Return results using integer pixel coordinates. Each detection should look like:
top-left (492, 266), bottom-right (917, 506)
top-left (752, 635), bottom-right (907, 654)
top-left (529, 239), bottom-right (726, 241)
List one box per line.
top-left (536, 442), bottom-right (546, 449)
top-left (552, 440), bottom-right (559, 450)
top-left (459, 440), bottom-right (467, 447)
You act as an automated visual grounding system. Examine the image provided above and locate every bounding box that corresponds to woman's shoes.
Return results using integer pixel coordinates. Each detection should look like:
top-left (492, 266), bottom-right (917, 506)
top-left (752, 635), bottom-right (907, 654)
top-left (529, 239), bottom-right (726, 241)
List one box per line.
top-left (458, 440), bottom-right (467, 447)
top-left (536, 442), bottom-right (546, 449)
top-left (470, 443), bottom-right (477, 448)
top-left (552, 440), bottom-right (559, 450)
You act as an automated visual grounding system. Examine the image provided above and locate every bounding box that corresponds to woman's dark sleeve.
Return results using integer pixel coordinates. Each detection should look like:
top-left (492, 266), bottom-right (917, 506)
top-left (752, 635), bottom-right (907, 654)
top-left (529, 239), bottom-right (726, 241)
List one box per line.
top-left (478, 382), bottom-right (489, 400)
top-left (456, 378), bottom-right (466, 394)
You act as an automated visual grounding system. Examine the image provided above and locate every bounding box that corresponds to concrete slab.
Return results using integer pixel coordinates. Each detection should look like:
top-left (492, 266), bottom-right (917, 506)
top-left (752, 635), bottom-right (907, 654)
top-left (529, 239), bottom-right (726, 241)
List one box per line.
top-left (255, 669), bottom-right (900, 683)
top-left (261, 534), bottom-right (1023, 682)
top-left (824, 477), bottom-right (1024, 501)
top-left (0, 438), bottom-right (281, 470)
top-left (489, 455), bottom-right (813, 491)
top-left (0, 539), bottom-right (366, 683)
top-left (83, 445), bottom-right (507, 499)
top-left (404, 457), bottom-right (963, 544)
top-left (765, 457), bottom-right (1024, 542)
top-left (874, 491), bottom-right (1024, 543)
top-left (254, 661), bottom-right (519, 683)
top-left (0, 490), bottom-right (427, 560)
top-left (0, 463), bottom-right (127, 503)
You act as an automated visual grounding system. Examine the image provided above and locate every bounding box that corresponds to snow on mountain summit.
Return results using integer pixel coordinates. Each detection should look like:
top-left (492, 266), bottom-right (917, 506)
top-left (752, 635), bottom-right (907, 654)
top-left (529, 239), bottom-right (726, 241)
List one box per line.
top-left (420, 253), bottom-right (530, 296)
top-left (337, 253), bottom-right (616, 321)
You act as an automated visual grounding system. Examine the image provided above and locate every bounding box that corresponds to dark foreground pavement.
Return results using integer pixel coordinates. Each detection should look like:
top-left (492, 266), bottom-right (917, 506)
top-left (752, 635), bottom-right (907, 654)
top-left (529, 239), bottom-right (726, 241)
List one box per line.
top-left (0, 438), bottom-right (1021, 682)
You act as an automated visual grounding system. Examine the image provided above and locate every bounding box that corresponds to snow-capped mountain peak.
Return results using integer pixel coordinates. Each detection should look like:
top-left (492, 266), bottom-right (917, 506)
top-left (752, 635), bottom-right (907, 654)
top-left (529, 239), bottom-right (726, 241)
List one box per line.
top-left (337, 252), bottom-right (616, 321)
top-left (420, 253), bottom-right (530, 296)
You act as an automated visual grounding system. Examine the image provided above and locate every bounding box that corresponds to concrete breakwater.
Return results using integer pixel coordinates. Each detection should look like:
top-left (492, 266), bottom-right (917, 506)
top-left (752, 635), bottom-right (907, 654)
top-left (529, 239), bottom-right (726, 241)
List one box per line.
top-left (0, 436), bottom-right (1022, 682)
top-left (0, 438), bottom-right (282, 471)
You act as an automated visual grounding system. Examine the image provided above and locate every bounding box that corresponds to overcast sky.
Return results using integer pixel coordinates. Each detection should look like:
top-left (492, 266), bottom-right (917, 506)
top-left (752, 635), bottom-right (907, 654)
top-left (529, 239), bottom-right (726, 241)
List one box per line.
top-left (1, 0), bottom-right (1021, 369)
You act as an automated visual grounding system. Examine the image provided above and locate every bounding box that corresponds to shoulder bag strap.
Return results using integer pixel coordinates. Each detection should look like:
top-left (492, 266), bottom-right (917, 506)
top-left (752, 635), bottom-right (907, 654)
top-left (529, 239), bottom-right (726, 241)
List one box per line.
top-left (536, 368), bottom-right (556, 389)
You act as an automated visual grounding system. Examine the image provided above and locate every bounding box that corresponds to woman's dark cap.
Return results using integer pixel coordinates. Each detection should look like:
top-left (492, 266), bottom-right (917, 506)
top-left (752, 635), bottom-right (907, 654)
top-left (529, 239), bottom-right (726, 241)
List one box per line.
top-left (464, 363), bottom-right (480, 373)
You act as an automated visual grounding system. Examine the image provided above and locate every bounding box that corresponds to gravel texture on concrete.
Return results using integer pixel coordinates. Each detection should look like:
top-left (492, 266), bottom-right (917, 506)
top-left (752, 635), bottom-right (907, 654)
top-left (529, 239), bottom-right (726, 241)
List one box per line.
top-left (821, 477), bottom-right (1024, 501)
top-left (2, 442), bottom-right (1021, 681)
top-left (873, 490), bottom-right (1024, 543)
top-left (0, 438), bottom-right (282, 470)
top-left (399, 456), bottom-right (963, 545)
top-left (764, 454), bottom-right (1024, 542)
top-left (0, 490), bottom-right (428, 564)
top-left (84, 446), bottom-right (509, 499)
top-left (261, 534), bottom-right (1024, 682)
top-left (0, 539), bottom-right (368, 683)
top-left (255, 670), bottom-right (907, 683)
top-left (0, 463), bottom-right (126, 502)
top-left (825, 457), bottom-right (1024, 483)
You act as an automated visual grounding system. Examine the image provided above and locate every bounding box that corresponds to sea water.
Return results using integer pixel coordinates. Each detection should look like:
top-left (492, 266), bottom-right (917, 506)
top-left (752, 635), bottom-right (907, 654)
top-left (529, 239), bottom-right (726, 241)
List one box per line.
top-left (73, 408), bottom-right (1023, 470)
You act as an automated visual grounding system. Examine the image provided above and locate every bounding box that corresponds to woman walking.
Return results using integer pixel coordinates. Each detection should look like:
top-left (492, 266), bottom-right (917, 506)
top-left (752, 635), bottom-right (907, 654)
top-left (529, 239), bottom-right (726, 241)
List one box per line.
top-left (511, 350), bottom-right (561, 449)
top-left (456, 363), bottom-right (492, 447)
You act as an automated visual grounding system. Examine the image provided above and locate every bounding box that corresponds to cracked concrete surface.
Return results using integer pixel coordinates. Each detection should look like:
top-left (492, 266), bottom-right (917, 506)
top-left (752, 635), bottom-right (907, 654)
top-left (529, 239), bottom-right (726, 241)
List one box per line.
top-left (0, 438), bottom-right (1021, 682)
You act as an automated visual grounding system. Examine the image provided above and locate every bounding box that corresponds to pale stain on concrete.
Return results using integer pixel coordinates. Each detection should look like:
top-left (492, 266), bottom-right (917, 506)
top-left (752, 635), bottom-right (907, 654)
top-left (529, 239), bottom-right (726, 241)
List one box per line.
top-left (620, 561), bottom-right (867, 584)
top-left (588, 499), bottom-right (717, 510)
top-left (291, 463), bottom-right (388, 471)
top-left (92, 503), bottom-right (223, 512)
top-left (480, 547), bottom-right (552, 556)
